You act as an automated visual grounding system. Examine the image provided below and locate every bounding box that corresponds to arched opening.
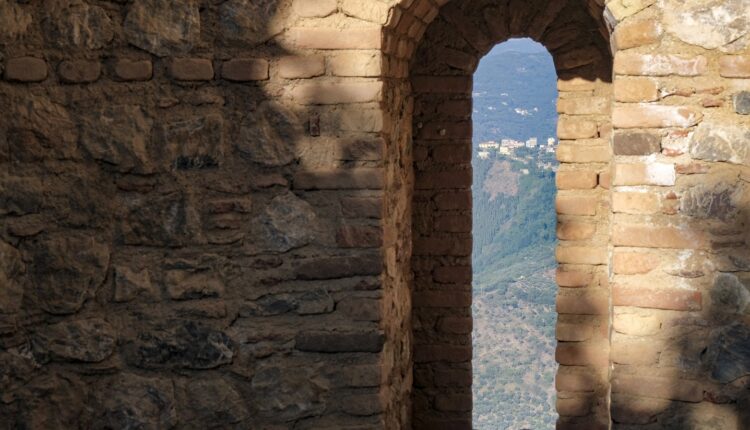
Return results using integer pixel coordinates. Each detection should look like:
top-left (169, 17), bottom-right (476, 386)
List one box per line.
top-left (471, 38), bottom-right (559, 430)
top-left (381, 1), bottom-right (614, 428)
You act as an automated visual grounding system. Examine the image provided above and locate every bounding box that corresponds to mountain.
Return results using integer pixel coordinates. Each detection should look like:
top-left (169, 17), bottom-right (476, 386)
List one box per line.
top-left (471, 39), bottom-right (559, 430)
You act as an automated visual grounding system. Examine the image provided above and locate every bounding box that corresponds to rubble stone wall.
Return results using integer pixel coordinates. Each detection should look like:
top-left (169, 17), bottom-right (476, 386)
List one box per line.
top-left (0, 0), bottom-right (748, 429)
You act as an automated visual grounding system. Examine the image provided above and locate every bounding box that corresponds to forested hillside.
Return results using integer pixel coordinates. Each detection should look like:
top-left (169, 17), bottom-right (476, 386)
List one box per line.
top-left (471, 39), bottom-right (559, 430)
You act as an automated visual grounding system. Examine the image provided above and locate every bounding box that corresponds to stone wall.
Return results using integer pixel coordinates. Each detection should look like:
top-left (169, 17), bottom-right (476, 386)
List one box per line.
top-left (0, 0), bottom-right (748, 429)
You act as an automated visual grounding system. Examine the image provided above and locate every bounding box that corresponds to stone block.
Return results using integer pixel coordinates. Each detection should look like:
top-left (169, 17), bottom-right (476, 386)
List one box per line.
top-left (719, 55), bottom-right (750, 78)
top-left (294, 168), bottom-right (383, 190)
top-left (734, 91), bottom-right (750, 115)
top-left (613, 105), bottom-right (702, 128)
top-left (612, 284), bottom-right (702, 311)
top-left (336, 225), bottom-right (381, 248)
top-left (556, 195), bottom-right (599, 216)
top-left (614, 19), bottom-right (662, 50)
top-left (221, 58), bottom-right (269, 81)
top-left (612, 251), bottom-right (659, 274)
top-left (278, 55), bottom-right (325, 79)
top-left (613, 224), bottom-right (708, 249)
top-left (612, 191), bottom-right (660, 214)
top-left (4, 57), bottom-right (48, 82)
top-left (556, 269), bottom-right (594, 287)
top-left (613, 163), bottom-right (675, 186)
top-left (42, 2), bottom-right (114, 49)
top-left (557, 221), bottom-right (597, 241)
top-left (556, 143), bottom-right (611, 163)
top-left (556, 246), bottom-right (608, 265)
top-left (556, 292), bottom-right (609, 315)
top-left (611, 374), bottom-right (703, 402)
top-left (614, 53), bottom-right (707, 76)
top-left (557, 117), bottom-right (598, 139)
top-left (613, 131), bottom-right (661, 155)
top-left (290, 81), bottom-right (383, 104)
top-left (170, 58), bottom-right (214, 81)
top-left (58, 59), bottom-right (101, 83)
top-left (614, 77), bottom-right (659, 102)
top-left (295, 330), bottom-right (384, 353)
top-left (293, 0), bottom-right (337, 17)
top-left (114, 59), bottom-right (153, 81)
top-left (288, 27), bottom-right (381, 50)
top-left (689, 121), bottom-right (750, 166)
top-left (556, 342), bottom-right (609, 366)
top-left (32, 318), bottom-right (115, 362)
top-left (295, 255), bottom-right (382, 280)
top-left (556, 170), bottom-right (598, 189)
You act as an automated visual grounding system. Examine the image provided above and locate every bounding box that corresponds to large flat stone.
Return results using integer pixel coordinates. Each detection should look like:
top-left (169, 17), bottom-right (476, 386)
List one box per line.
top-left (124, 0), bottom-right (200, 56)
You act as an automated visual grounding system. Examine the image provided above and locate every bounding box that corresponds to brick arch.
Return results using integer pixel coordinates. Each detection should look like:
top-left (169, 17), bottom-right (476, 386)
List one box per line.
top-left (381, 1), bottom-right (615, 429)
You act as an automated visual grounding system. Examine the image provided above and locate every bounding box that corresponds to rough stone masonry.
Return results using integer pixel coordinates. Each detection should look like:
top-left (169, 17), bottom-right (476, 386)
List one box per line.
top-left (0, 0), bottom-right (748, 429)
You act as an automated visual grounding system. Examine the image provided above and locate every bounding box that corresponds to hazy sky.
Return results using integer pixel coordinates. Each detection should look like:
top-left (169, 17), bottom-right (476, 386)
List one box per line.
top-left (486, 37), bottom-right (548, 55)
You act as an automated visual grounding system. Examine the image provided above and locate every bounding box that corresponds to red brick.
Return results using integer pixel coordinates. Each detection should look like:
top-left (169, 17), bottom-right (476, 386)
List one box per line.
top-left (434, 214), bottom-right (471, 233)
top-left (411, 76), bottom-right (472, 93)
top-left (290, 81), bottom-right (382, 104)
top-left (556, 323), bottom-right (594, 342)
top-left (556, 371), bottom-right (597, 392)
top-left (556, 268), bottom-right (594, 287)
top-left (557, 396), bottom-right (593, 417)
top-left (434, 191), bottom-right (471, 210)
top-left (114, 59), bottom-right (152, 81)
top-left (556, 170), bottom-right (598, 190)
top-left (611, 374), bottom-right (703, 402)
top-left (4, 56), bottom-right (48, 82)
top-left (612, 251), bottom-right (659, 274)
top-left (414, 344), bottom-right (471, 363)
top-left (612, 284), bottom-right (702, 311)
top-left (556, 246), bottom-right (608, 265)
top-left (415, 170), bottom-right (471, 190)
top-left (614, 77), bottom-right (659, 102)
top-left (612, 192), bottom-right (660, 214)
top-left (341, 197), bottom-right (382, 219)
top-left (170, 58), bottom-right (214, 81)
top-left (221, 58), bottom-right (269, 81)
top-left (557, 97), bottom-right (610, 115)
top-left (437, 317), bottom-right (472, 334)
top-left (556, 143), bottom-right (610, 163)
top-left (611, 338), bottom-right (660, 365)
top-left (434, 266), bottom-right (471, 284)
top-left (434, 393), bottom-right (472, 412)
top-left (613, 105), bottom-right (703, 128)
top-left (613, 19), bottom-right (662, 50)
top-left (557, 221), bottom-right (597, 241)
top-left (413, 237), bottom-right (471, 256)
top-left (58, 59), bottom-right (101, 83)
top-left (613, 163), bottom-right (675, 186)
top-left (558, 117), bottom-right (598, 139)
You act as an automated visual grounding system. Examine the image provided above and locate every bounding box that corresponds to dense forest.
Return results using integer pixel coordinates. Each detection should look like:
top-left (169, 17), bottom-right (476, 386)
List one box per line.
top-left (471, 39), bottom-right (559, 430)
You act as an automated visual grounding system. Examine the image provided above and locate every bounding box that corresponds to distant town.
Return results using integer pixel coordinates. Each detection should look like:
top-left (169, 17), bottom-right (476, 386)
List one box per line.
top-left (476, 137), bottom-right (558, 173)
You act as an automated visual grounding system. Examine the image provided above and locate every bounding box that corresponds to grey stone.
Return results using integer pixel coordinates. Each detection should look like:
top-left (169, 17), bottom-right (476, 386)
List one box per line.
top-left (23, 233), bottom-right (110, 315)
top-left (255, 192), bottom-right (318, 252)
top-left (124, 0), bottom-right (200, 56)
top-left (91, 373), bottom-right (177, 429)
top-left (297, 289), bottom-right (335, 315)
top-left (0, 2), bottom-right (32, 43)
top-left (239, 289), bottom-right (333, 317)
top-left (613, 132), bottom-right (661, 156)
top-left (113, 266), bottom-right (156, 303)
top-left (734, 91), bottom-right (750, 115)
top-left (162, 114), bottom-right (224, 170)
top-left (179, 379), bottom-right (249, 428)
top-left (680, 183), bottom-right (741, 221)
top-left (32, 318), bottom-right (116, 363)
top-left (42, 1), bottom-right (114, 49)
top-left (219, 0), bottom-right (287, 45)
top-left (13, 97), bottom-right (78, 149)
top-left (0, 241), bottom-right (24, 315)
top-left (704, 324), bottom-right (750, 383)
top-left (120, 192), bottom-right (203, 247)
top-left (6, 373), bottom-right (88, 429)
top-left (250, 364), bottom-right (326, 421)
top-left (126, 321), bottom-right (233, 369)
top-left (80, 105), bottom-right (154, 173)
top-left (689, 121), bottom-right (750, 166)
top-left (710, 273), bottom-right (750, 314)
top-left (237, 102), bottom-right (300, 166)
top-left (664, 0), bottom-right (750, 50)
top-left (295, 330), bottom-right (385, 353)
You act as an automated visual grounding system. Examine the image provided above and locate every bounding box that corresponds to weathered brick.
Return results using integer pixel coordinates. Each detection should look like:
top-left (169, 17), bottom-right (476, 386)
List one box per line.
top-left (558, 117), bottom-right (598, 139)
top-left (340, 0), bottom-right (391, 24)
top-left (221, 58), bottom-right (269, 81)
top-left (434, 393), bottom-right (472, 412)
top-left (288, 27), bottom-right (381, 50)
top-left (557, 97), bottom-right (610, 115)
top-left (434, 214), bottom-right (471, 233)
top-left (411, 76), bottom-right (472, 93)
top-left (612, 284), bottom-right (702, 311)
top-left (170, 58), bottom-right (214, 81)
top-left (278, 55), bottom-right (325, 79)
top-left (612, 312), bottom-right (661, 335)
top-left (614, 77), bottom-right (659, 102)
top-left (557, 77), bottom-right (597, 92)
top-left (413, 237), bottom-right (471, 256)
top-left (58, 59), bottom-right (101, 83)
top-left (415, 170), bottom-right (472, 190)
top-left (613, 163), bottom-right (675, 186)
top-left (612, 192), bottom-right (660, 214)
top-left (293, 168), bottom-right (383, 190)
top-left (413, 344), bottom-right (471, 363)
top-left (557, 221), bottom-right (597, 241)
top-left (556, 268), bottom-right (594, 287)
top-left (556, 170), bottom-right (598, 190)
top-left (114, 59), bottom-right (152, 81)
top-left (556, 323), bottom-right (594, 342)
top-left (614, 53), bottom-right (707, 76)
top-left (598, 170), bottom-right (611, 189)
top-left (613, 105), bottom-right (702, 128)
top-left (557, 396), bottom-right (593, 417)
top-left (613, 19), bottom-right (662, 50)
top-left (337, 297), bottom-right (380, 321)
top-left (719, 55), bottom-right (750, 78)
top-left (434, 191), bottom-right (471, 210)
top-left (292, 0), bottom-right (337, 17)
top-left (613, 224), bottom-right (708, 249)
top-left (611, 374), bottom-right (703, 402)
top-left (556, 342), bottom-right (609, 366)
top-left (4, 56), bottom-right (48, 82)
top-left (556, 371), bottom-right (597, 392)
top-left (606, 0), bottom-right (656, 21)
top-left (330, 51), bottom-right (382, 77)
top-left (611, 338), bottom-right (660, 365)
top-left (434, 266), bottom-right (471, 284)
top-left (556, 195), bottom-right (598, 216)
top-left (557, 292), bottom-right (608, 315)
top-left (290, 81), bottom-right (383, 104)
top-left (415, 291), bottom-right (472, 310)
top-left (613, 131), bottom-right (661, 155)
top-left (556, 143), bottom-right (610, 163)
top-left (432, 144), bottom-right (471, 163)
top-left (437, 317), bottom-right (472, 334)
top-left (556, 246), bottom-right (608, 265)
